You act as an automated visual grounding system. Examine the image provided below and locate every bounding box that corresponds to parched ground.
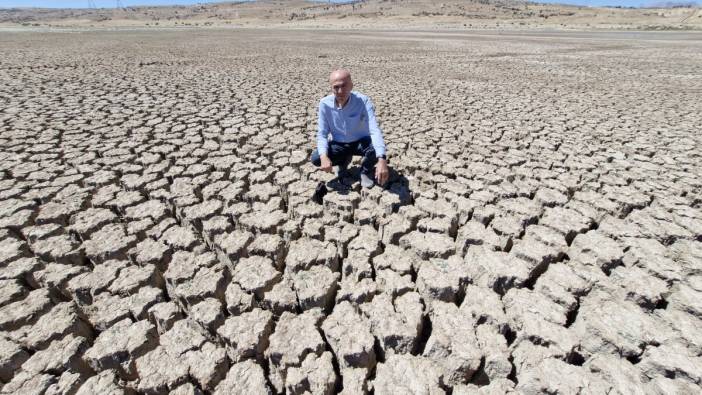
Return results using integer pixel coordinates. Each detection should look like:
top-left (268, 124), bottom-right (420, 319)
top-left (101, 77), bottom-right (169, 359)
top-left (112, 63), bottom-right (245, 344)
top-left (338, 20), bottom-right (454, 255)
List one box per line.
top-left (0, 28), bottom-right (701, 394)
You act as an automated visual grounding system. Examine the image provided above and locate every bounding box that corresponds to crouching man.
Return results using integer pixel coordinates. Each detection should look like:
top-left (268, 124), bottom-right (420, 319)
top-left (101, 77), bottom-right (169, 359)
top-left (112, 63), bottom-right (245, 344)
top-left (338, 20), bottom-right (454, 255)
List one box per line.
top-left (311, 69), bottom-right (389, 188)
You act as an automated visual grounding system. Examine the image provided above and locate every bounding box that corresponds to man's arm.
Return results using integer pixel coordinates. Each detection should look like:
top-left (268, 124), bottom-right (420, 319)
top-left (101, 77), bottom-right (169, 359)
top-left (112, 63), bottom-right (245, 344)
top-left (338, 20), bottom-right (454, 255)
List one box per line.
top-left (317, 101), bottom-right (333, 172)
top-left (364, 98), bottom-right (386, 157)
top-left (317, 101), bottom-right (330, 157)
top-left (364, 97), bottom-right (389, 185)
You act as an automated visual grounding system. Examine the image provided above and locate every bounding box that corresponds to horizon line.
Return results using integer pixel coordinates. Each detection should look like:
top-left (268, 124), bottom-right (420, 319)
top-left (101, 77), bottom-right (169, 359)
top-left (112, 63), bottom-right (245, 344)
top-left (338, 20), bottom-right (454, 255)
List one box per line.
top-left (1, 0), bottom-right (700, 11)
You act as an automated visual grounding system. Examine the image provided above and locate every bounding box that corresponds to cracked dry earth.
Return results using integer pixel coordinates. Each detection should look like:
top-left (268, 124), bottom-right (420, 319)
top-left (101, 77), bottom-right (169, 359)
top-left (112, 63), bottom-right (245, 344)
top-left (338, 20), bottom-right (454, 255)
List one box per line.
top-left (1, 28), bottom-right (701, 395)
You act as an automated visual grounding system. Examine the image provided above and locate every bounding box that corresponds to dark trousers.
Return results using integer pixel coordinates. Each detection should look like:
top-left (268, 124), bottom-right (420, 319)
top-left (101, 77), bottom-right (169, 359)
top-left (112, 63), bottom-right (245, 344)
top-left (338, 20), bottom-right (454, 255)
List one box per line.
top-left (311, 136), bottom-right (377, 176)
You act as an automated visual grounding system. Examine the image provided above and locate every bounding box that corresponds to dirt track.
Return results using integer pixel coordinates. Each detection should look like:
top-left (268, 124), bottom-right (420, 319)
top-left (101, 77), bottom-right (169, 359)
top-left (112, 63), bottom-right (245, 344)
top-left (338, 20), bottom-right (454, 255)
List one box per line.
top-left (1, 28), bottom-right (701, 394)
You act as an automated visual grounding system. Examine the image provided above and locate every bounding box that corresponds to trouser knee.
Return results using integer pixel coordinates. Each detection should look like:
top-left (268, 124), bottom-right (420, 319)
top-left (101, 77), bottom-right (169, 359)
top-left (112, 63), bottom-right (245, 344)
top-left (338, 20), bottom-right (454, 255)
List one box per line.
top-left (310, 150), bottom-right (321, 167)
top-left (360, 149), bottom-right (377, 175)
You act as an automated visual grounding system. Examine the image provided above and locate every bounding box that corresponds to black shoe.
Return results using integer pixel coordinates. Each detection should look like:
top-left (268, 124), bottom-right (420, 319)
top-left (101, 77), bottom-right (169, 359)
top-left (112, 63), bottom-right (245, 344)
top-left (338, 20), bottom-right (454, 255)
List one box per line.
top-left (311, 182), bottom-right (328, 205)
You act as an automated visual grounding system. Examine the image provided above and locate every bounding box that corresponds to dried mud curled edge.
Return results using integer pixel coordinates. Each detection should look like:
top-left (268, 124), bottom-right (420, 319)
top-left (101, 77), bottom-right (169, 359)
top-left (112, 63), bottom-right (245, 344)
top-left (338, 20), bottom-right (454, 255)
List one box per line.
top-left (0, 29), bottom-right (701, 395)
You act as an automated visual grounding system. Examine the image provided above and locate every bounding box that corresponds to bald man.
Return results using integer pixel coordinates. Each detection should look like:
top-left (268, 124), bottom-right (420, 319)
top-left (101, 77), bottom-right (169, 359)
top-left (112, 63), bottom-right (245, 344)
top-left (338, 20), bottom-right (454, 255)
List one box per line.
top-left (311, 69), bottom-right (389, 188)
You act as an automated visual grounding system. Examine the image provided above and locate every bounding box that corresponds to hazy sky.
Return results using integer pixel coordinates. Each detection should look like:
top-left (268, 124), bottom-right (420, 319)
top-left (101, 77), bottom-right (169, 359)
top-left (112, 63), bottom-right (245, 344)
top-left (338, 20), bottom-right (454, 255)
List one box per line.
top-left (0, 0), bottom-right (697, 9)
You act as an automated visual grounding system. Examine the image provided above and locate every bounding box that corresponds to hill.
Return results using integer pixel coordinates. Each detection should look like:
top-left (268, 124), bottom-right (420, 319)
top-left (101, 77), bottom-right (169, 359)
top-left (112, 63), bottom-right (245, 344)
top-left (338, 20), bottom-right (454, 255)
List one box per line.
top-left (1, 0), bottom-right (700, 30)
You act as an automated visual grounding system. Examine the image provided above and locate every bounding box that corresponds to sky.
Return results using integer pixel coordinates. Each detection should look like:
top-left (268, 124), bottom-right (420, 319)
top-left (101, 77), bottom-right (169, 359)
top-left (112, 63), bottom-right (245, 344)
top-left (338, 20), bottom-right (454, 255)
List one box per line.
top-left (0, 0), bottom-right (698, 9)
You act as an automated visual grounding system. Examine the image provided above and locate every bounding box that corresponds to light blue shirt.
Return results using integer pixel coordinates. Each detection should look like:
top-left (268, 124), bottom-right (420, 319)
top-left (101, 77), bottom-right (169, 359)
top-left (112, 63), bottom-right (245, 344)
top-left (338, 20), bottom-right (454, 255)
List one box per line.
top-left (316, 91), bottom-right (386, 157)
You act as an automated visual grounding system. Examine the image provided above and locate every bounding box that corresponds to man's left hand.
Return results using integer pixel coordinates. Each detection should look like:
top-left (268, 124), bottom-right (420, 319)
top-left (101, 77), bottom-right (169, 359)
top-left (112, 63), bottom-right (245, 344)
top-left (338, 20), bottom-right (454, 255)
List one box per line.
top-left (375, 158), bottom-right (389, 186)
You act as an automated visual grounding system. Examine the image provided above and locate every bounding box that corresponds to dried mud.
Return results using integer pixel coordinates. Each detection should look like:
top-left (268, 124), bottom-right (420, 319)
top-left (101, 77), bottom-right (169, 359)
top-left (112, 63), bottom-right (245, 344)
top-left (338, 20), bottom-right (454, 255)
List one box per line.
top-left (0, 29), bottom-right (701, 394)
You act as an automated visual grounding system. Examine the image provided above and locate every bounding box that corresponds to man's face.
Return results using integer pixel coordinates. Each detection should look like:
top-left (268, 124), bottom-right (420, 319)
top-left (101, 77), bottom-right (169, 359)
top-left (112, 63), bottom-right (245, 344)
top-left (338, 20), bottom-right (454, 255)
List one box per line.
top-left (330, 73), bottom-right (353, 105)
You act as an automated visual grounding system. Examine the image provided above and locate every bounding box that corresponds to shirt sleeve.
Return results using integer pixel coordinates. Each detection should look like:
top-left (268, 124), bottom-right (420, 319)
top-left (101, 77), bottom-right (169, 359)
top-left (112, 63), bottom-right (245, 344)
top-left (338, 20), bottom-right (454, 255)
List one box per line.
top-left (365, 97), bottom-right (386, 157)
top-left (316, 100), bottom-right (330, 157)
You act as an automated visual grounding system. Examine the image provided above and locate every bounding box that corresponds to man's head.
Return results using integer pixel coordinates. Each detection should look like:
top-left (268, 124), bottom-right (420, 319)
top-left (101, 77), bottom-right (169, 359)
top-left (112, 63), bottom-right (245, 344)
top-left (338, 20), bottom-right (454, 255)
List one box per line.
top-left (329, 69), bottom-right (353, 107)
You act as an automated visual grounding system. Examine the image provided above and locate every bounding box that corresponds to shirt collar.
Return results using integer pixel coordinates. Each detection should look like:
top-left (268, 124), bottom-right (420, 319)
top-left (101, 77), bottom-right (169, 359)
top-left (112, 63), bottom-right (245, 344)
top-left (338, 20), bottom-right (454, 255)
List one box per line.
top-left (334, 93), bottom-right (353, 110)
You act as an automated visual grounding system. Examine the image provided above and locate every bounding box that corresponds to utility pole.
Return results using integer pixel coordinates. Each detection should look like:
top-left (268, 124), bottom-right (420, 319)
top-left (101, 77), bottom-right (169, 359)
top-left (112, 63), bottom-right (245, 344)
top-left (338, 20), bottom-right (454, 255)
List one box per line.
top-left (116, 0), bottom-right (125, 9)
top-left (87, 0), bottom-right (96, 8)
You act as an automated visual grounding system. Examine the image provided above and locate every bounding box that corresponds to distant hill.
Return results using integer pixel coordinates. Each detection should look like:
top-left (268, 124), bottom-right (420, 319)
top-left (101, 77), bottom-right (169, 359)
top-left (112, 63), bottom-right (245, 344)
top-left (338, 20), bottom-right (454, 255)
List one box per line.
top-left (1, 0), bottom-right (700, 30)
top-left (647, 1), bottom-right (700, 7)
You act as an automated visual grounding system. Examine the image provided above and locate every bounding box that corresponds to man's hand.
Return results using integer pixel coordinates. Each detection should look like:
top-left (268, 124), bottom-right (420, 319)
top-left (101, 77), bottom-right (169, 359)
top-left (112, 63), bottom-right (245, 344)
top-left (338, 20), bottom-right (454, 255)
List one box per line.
top-left (320, 155), bottom-right (333, 173)
top-left (375, 158), bottom-right (389, 186)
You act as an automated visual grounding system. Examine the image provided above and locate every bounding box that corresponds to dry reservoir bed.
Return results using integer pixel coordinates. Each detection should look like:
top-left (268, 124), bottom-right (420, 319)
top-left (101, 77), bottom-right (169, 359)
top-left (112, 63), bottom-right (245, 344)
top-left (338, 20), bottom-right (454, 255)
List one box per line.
top-left (0, 28), bottom-right (701, 394)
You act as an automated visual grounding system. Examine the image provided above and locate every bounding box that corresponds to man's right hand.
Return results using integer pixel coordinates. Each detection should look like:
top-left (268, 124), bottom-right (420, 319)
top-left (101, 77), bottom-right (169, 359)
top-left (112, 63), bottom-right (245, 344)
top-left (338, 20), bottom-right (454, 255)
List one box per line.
top-left (320, 155), bottom-right (333, 173)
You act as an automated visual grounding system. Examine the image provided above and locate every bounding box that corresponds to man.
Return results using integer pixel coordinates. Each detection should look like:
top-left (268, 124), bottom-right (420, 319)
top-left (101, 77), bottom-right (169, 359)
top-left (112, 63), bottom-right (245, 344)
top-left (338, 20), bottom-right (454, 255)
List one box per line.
top-left (311, 69), bottom-right (389, 188)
